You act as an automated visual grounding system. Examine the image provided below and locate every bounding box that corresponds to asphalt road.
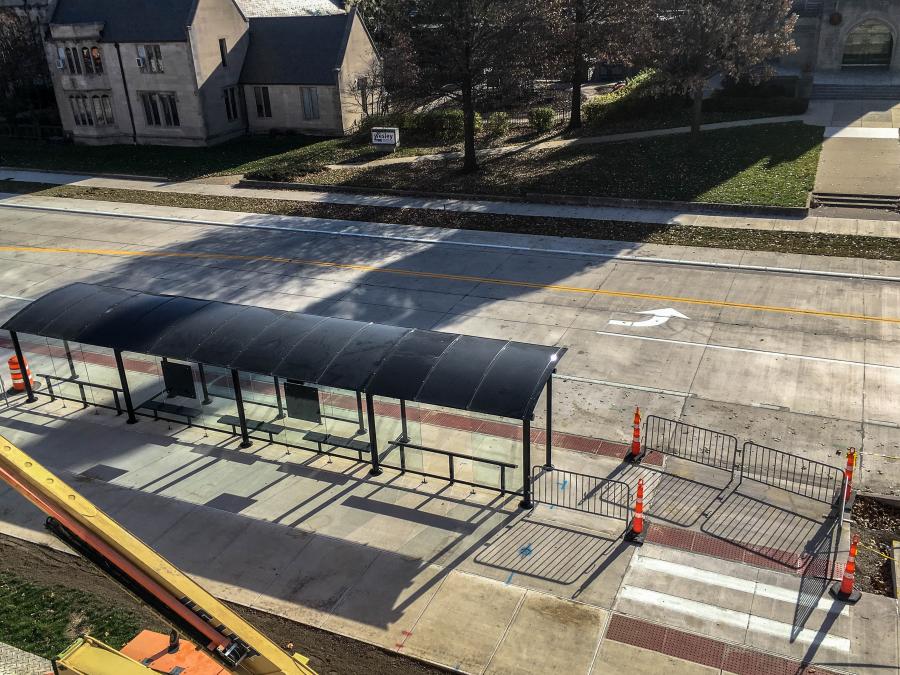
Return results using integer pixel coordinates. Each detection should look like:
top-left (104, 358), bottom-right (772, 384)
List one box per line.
top-left (0, 202), bottom-right (896, 496)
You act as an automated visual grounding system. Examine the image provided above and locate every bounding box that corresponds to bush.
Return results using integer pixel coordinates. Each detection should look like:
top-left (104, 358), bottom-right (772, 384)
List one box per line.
top-left (528, 107), bottom-right (555, 133)
top-left (486, 111), bottom-right (511, 137)
top-left (357, 109), bottom-right (486, 145)
top-left (704, 95), bottom-right (809, 115)
top-left (582, 70), bottom-right (686, 129)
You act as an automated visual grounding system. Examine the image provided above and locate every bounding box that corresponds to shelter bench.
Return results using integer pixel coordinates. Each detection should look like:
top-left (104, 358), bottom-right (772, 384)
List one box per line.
top-left (218, 415), bottom-right (284, 442)
top-left (142, 400), bottom-right (200, 427)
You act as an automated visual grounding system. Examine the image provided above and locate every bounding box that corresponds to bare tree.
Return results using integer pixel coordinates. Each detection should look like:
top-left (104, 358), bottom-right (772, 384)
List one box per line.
top-left (637, 0), bottom-right (797, 138)
top-left (0, 9), bottom-right (49, 125)
top-left (411, 0), bottom-right (547, 172)
top-left (544, 0), bottom-right (639, 130)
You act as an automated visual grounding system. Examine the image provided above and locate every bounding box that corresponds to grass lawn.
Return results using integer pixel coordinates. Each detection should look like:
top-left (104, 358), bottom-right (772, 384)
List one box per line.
top-left (3, 179), bottom-right (896, 261)
top-left (0, 571), bottom-right (145, 658)
top-left (0, 134), bottom-right (445, 181)
top-left (304, 123), bottom-right (823, 208)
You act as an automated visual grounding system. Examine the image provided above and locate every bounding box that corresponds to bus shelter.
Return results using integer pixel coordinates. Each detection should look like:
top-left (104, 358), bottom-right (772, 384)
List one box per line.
top-left (2, 283), bottom-right (565, 507)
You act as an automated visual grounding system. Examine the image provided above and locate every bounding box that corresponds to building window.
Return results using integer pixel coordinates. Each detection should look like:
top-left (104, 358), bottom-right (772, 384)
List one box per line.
top-left (224, 86), bottom-right (239, 122)
top-left (91, 95), bottom-right (114, 125)
top-left (141, 92), bottom-right (180, 127)
top-left (301, 87), bottom-right (319, 120)
top-left (91, 47), bottom-right (103, 74)
top-left (254, 86), bottom-right (271, 118)
top-left (69, 94), bottom-right (113, 127)
top-left (64, 47), bottom-right (82, 75)
top-left (137, 45), bottom-right (164, 73)
top-left (218, 38), bottom-right (228, 67)
top-left (69, 95), bottom-right (92, 126)
top-left (843, 20), bottom-right (894, 68)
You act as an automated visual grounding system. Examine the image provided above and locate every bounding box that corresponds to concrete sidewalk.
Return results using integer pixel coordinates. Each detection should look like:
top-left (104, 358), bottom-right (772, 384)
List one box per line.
top-left (0, 399), bottom-right (896, 674)
top-left (2, 168), bottom-right (899, 240)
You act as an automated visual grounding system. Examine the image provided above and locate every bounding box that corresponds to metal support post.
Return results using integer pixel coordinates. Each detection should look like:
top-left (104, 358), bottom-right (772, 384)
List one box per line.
top-left (365, 393), bottom-right (381, 476)
top-left (544, 371), bottom-right (554, 470)
top-left (10, 332), bottom-right (36, 403)
top-left (231, 369), bottom-right (252, 449)
top-left (63, 340), bottom-right (78, 380)
top-left (399, 399), bottom-right (409, 443)
top-left (198, 363), bottom-right (212, 405)
top-left (356, 391), bottom-right (366, 435)
top-left (273, 376), bottom-right (284, 419)
top-left (520, 419), bottom-right (533, 509)
top-left (114, 350), bottom-right (136, 423)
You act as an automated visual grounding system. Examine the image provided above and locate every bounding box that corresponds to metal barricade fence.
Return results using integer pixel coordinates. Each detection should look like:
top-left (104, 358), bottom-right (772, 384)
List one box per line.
top-left (643, 415), bottom-right (738, 472)
top-left (739, 442), bottom-right (844, 505)
top-left (531, 467), bottom-right (632, 525)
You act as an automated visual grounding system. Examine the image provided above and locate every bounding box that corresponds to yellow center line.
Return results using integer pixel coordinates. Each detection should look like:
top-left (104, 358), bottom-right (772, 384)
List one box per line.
top-left (2, 243), bottom-right (897, 325)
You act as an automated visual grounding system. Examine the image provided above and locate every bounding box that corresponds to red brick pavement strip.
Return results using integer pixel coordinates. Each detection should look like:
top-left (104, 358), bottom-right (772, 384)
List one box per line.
top-left (646, 523), bottom-right (844, 579)
top-left (605, 614), bottom-right (844, 675)
top-left (3, 336), bottom-right (662, 467)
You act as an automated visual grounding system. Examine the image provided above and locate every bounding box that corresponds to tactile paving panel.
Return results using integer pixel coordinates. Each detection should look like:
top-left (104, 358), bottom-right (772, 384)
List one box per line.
top-left (604, 615), bottom-right (844, 675)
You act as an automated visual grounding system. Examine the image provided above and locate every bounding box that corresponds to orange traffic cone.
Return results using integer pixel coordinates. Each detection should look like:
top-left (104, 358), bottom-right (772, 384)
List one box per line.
top-left (830, 534), bottom-right (862, 604)
top-left (843, 448), bottom-right (857, 512)
top-left (629, 406), bottom-right (645, 462)
top-left (626, 478), bottom-right (646, 544)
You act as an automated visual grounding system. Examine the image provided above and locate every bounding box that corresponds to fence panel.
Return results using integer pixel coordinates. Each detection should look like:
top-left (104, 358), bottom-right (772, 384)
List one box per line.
top-left (531, 467), bottom-right (631, 524)
top-left (739, 442), bottom-right (844, 505)
top-left (643, 416), bottom-right (738, 472)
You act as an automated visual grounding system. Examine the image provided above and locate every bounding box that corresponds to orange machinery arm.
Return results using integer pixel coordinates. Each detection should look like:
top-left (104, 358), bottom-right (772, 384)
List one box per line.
top-left (0, 436), bottom-right (317, 675)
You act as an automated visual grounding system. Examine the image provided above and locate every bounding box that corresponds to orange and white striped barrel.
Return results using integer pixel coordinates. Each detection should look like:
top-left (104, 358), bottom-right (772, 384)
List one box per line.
top-left (8, 355), bottom-right (34, 392)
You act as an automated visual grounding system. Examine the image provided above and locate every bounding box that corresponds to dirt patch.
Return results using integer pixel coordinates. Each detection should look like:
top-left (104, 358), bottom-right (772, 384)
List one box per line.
top-left (0, 533), bottom-right (450, 673)
top-left (850, 496), bottom-right (899, 597)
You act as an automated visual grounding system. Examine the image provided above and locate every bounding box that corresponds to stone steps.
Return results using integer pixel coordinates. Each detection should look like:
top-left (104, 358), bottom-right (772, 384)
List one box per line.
top-left (812, 84), bottom-right (900, 100)
top-left (812, 192), bottom-right (900, 212)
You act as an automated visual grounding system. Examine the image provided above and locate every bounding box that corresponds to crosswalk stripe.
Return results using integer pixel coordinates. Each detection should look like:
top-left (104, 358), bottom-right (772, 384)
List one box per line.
top-left (618, 586), bottom-right (851, 653)
top-left (633, 555), bottom-right (849, 616)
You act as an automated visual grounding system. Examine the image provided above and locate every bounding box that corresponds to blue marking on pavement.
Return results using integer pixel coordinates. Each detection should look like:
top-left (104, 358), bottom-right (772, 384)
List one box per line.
top-left (519, 544), bottom-right (533, 557)
top-left (559, 479), bottom-right (569, 491)
top-left (505, 572), bottom-right (514, 584)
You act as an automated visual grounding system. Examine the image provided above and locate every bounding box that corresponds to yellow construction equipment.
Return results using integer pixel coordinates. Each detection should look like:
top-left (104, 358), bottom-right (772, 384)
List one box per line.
top-left (0, 435), bottom-right (317, 675)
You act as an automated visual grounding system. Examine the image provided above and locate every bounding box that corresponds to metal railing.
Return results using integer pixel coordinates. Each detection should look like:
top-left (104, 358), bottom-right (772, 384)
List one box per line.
top-left (643, 415), bottom-right (738, 472)
top-left (531, 467), bottom-right (632, 525)
top-left (387, 438), bottom-right (518, 495)
top-left (38, 373), bottom-right (123, 415)
top-left (739, 442), bottom-right (844, 505)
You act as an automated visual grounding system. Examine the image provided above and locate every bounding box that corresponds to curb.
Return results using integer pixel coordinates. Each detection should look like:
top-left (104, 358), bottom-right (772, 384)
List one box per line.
top-left (236, 179), bottom-right (810, 219)
top-left (0, 165), bottom-right (168, 183)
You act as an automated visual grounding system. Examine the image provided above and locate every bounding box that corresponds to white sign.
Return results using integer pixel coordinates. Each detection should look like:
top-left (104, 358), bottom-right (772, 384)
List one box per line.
top-left (608, 308), bottom-right (689, 328)
top-left (371, 127), bottom-right (400, 146)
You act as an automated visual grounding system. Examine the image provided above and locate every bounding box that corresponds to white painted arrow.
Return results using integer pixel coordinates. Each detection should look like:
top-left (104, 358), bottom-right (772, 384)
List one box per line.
top-left (608, 308), bottom-right (689, 328)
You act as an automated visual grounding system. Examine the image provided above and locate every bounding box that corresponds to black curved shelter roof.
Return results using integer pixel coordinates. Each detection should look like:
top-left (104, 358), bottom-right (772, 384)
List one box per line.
top-left (3, 284), bottom-right (565, 420)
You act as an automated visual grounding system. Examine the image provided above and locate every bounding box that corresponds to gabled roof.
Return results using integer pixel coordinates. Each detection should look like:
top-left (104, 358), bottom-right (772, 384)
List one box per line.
top-left (236, 0), bottom-right (344, 17)
top-left (240, 12), bottom-right (354, 85)
top-left (50, 0), bottom-right (197, 43)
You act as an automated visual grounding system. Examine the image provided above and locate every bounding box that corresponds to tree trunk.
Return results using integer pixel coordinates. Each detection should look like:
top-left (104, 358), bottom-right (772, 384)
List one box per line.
top-left (691, 85), bottom-right (703, 140)
top-left (461, 74), bottom-right (478, 173)
top-left (568, 0), bottom-right (587, 131)
top-left (569, 67), bottom-right (583, 130)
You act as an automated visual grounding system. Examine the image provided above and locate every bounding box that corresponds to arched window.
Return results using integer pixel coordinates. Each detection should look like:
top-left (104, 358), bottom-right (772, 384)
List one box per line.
top-left (843, 20), bottom-right (894, 68)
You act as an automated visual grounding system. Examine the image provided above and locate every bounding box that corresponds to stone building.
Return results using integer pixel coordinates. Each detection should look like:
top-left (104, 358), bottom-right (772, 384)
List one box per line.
top-left (43, 0), bottom-right (379, 146)
top-left (788, 0), bottom-right (900, 96)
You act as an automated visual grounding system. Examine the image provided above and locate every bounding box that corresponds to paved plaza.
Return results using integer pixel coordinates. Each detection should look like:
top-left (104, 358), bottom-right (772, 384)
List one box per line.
top-left (0, 193), bottom-right (896, 673)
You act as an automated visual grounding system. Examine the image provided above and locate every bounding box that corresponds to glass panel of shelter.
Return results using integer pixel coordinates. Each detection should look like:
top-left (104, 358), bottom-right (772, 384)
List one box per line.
top-left (372, 395), bottom-right (422, 475)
